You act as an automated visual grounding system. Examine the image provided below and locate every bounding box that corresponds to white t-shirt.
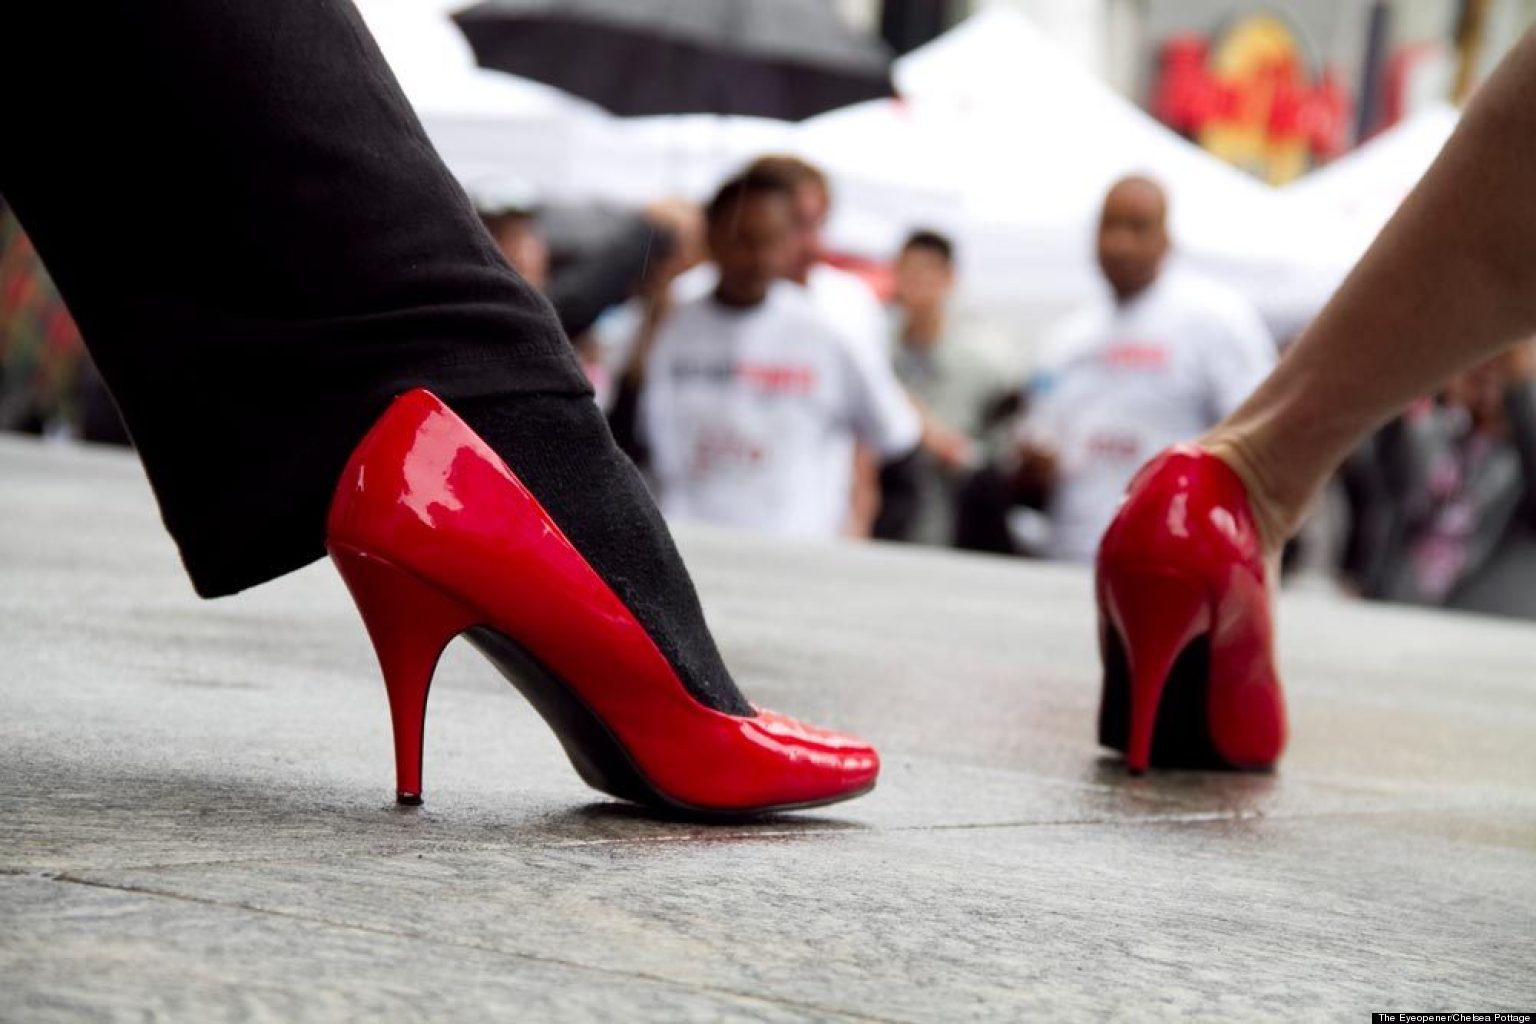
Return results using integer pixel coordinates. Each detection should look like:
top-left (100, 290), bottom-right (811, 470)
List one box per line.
top-left (1022, 268), bottom-right (1276, 562)
top-left (594, 262), bottom-right (892, 412)
top-left (804, 263), bottom-right (891, 362)
top-left (642, 282), bottom-right (922, 538)
top-left (670, 262), bottom-right (889, 360)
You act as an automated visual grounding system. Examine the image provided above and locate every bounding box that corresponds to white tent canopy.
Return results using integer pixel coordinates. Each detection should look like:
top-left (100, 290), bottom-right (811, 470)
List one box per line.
top-left (1283, 103), bottom-right (1459, 259)
top-left (356, 0), bottom-right (1353, 343)
top-left (353, 0), bottom-right (957, 264)
top-left (873, 6), bottom-right (1351, 339)
top-left (354, 0), bottom-right (604, 198)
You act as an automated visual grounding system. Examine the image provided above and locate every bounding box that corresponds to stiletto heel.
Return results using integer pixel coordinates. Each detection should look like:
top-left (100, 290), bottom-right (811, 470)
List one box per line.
top-left (1095, 446), bottom-right (1287, 772)
top-left (325, 389), bottom-right (879, 814)
top-left (329, 542), bottom-right (481, 805)
top-left (1098, 568), bottom-right (1210, 774)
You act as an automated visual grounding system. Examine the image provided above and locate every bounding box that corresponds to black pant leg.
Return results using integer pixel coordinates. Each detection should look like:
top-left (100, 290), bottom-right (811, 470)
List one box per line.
top-left (0, 0), bottom-right (588, 596)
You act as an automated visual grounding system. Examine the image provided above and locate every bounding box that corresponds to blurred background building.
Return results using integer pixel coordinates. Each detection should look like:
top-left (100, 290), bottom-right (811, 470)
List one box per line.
top-left (867, 0), bottom-right (1535, 181)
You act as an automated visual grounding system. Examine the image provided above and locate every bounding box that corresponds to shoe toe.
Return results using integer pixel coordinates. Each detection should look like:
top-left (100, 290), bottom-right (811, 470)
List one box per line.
top-left (748, 707), bottom-right (881, 795)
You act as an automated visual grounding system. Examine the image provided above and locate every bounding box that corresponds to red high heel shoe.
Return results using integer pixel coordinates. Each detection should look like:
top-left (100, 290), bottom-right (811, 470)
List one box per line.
top-left (1094, 445), bottom-right (1287, 773)
top-left (326, 389), bottom-right (879, 814)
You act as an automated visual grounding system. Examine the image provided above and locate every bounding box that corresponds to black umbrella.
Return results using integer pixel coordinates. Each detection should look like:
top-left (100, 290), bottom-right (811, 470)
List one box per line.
top-left (452, 0), bottom-right (895, 120)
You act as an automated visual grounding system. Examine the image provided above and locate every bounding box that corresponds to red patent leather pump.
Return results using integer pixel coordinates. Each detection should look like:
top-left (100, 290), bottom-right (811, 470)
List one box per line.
top-left (1094, 445), bottom-right (1287, 773)
top-left (326, 389), bottom-right (879, 815)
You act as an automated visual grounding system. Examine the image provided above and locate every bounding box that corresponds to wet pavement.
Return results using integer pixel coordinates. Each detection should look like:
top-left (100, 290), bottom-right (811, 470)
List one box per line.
top-left (2, 435), bottom-right (1533, 1021)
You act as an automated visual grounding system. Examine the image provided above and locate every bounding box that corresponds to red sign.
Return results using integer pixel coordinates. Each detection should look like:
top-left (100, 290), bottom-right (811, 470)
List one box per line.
top-left (1151, 16), bottom-right (1352, 183)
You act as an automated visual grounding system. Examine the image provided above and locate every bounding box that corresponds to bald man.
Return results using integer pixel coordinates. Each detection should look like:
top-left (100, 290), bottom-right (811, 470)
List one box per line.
top-left (1016, 176), bottom-right (1277, 561)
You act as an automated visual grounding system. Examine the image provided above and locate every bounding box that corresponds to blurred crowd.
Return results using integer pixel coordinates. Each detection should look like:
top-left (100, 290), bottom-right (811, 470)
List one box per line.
top-left (5, 157), bottom-right (1536, 619)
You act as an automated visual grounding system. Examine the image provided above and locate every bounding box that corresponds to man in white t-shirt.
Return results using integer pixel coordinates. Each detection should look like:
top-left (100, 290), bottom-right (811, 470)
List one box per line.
top-left (642, 157), bottom-right (886, 360)
top-left (1018, 175), bottom-right (1277, 562)
top-left (641, 170), bottom-right (922, 538)
top-left (637, 157), bottom-right (905, 534)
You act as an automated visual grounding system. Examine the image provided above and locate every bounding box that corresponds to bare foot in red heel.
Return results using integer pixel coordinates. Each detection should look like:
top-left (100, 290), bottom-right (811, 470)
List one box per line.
top-left (1091, 29), bottom-right (1536, 774)
top-left (1094, 446), bottom-right (1287, 773)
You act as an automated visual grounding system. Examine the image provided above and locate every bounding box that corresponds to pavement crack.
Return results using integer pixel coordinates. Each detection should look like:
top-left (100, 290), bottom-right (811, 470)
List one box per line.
top-left (25, 870), bottom-right (908, 1024)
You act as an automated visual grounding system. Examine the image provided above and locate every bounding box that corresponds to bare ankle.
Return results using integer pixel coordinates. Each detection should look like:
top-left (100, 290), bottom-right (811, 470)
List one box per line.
top-left (1197, 430), bottom-right (1304, 555)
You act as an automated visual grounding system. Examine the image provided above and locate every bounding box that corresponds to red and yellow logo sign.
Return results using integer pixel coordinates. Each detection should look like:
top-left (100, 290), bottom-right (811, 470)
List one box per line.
top-left (1152, 14), bottom-right (1351, 184)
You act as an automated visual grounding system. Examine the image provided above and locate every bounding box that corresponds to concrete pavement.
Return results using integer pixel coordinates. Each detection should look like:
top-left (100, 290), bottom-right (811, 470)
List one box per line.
top-left (2, 435), bottom-right (1533, 1021)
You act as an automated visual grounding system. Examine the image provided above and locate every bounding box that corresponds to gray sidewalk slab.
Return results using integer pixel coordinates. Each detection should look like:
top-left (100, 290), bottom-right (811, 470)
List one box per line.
top-left (1, 435), bottom-right (1533, 1022)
